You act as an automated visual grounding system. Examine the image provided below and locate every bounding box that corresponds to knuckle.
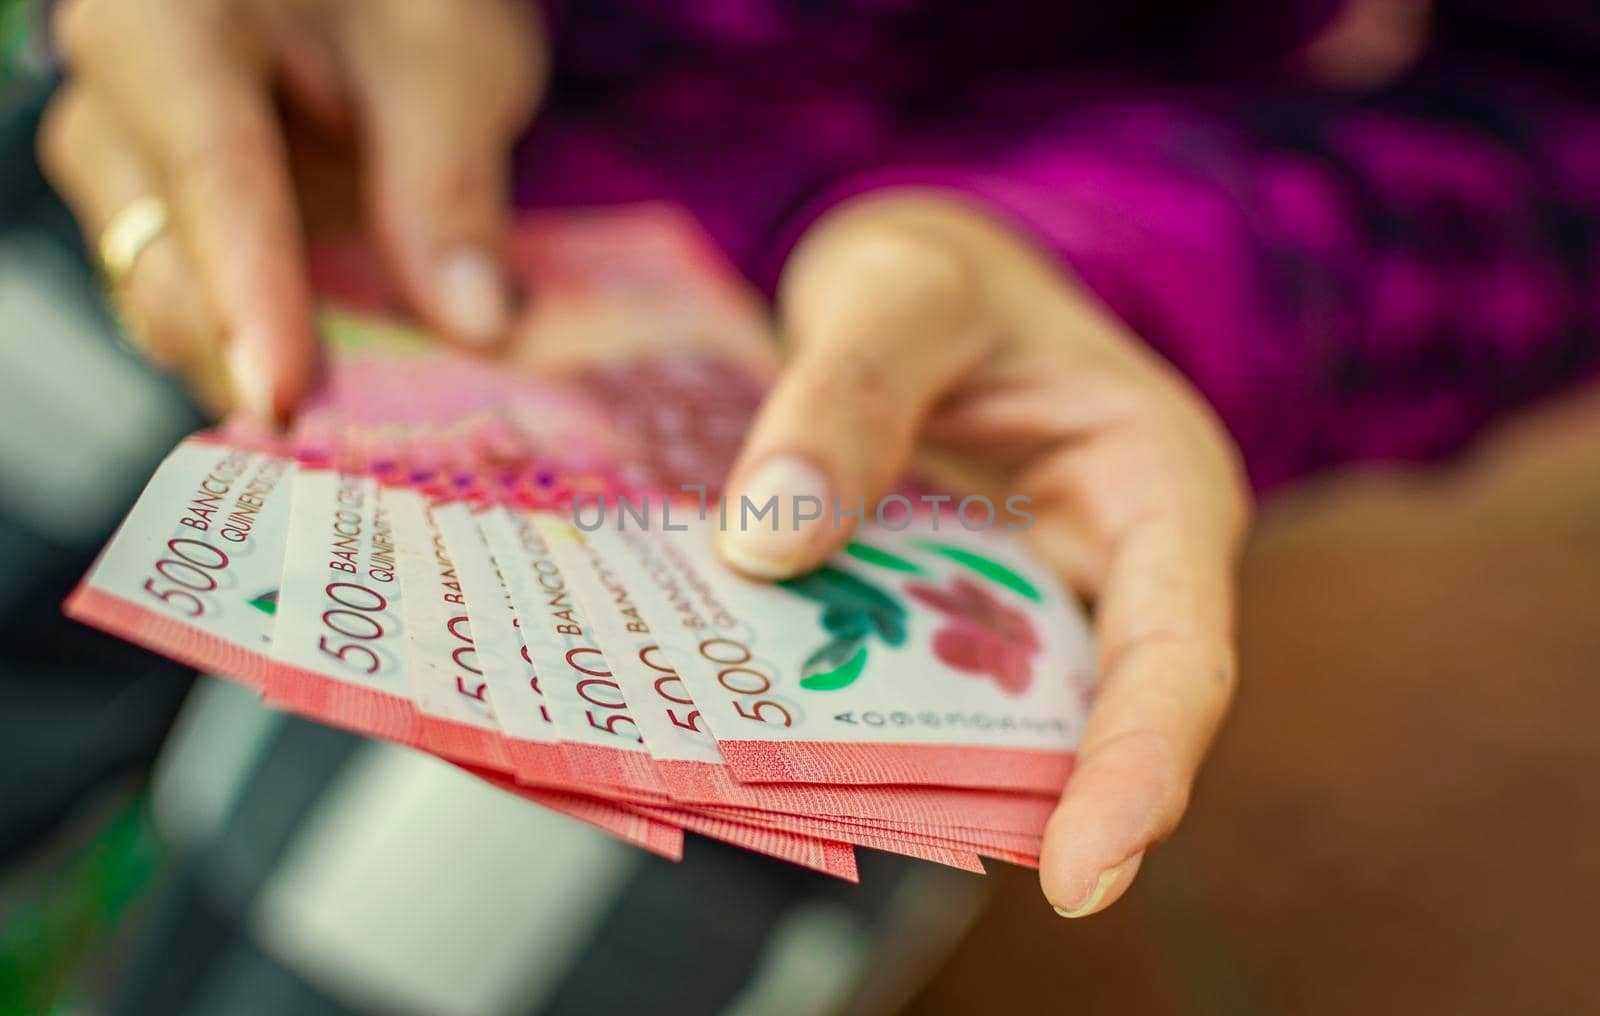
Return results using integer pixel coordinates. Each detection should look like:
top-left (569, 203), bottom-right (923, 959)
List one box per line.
top-left (1084, 726), bottom-right (1194, 837)
top-left (1219, 447), bottom-right (1254, 535)
top-left (136, 331), bottom-right (187, 373)
top-left (1152, 777), bottom-right (1193, 840)
top-left (1208, 646), bottom-right (1241, 715)
top-left (814, 207), bottom-right (976, 308)
top-left (1140, 388), bottom-right (1253, 543)
top-left (174, 129), bottom-right (282, 209)
top-left (1131, 738), bottom-right (1193, 838)
top-left (122, 270), bottom-right (212, 370)
top-left (1103, 624), bottom-right (1206, 687)
top-left (1195, 440), bottom-right (1252, 549)
top-left (783, 325), bottom-right (917, 442)
top-left (54, 0), bottom-right (160, 65)
top-left (782, 201), bottom-right (987, 372)
top-left (52, 0), bottom-right (100, 65)
top-left (115, 298), bottom-right (184, 370)
top-left (35, 89), bottom-right (86, 183)
top-left (174, 125), bottom-right (261, 176)
top-left (783, 349), bottom-right (887, 428)
top-left (1101, 626), bottom-right (1237, 734)
top-left (1169, 400), bottom-right (1252, 532)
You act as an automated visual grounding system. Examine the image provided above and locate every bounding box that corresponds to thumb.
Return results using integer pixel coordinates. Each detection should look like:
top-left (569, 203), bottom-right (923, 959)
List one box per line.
top-left (718, 209), bottom-right (995, 578)
top-left (344, 3), bottom-right (543, 348)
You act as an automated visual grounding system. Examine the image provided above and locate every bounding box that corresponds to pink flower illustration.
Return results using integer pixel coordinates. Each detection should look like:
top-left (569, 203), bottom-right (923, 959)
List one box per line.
top-left (905, 577), bottom-right (1041, 695)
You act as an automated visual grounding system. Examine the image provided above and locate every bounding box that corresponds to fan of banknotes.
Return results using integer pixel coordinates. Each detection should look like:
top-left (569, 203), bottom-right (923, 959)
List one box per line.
top-left (66, 205), bottom-right (1096, 880)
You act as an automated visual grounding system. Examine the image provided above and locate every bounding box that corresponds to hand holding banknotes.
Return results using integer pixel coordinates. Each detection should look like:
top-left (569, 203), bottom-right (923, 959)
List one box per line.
top-left (721, 193), bottom-right (1250, 916)
top-left (44, 0), bottom-right (1251, 920)
top-left (41, 0), bottom-right (543, 415)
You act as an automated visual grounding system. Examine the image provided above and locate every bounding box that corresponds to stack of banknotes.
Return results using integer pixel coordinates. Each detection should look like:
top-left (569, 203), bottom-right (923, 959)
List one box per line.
top-left (66, 205), bottom-right (1096, 880)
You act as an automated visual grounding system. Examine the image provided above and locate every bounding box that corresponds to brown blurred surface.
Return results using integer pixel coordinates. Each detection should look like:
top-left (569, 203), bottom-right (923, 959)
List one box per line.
top-left (900, 386), bottom-right (1600, 1016)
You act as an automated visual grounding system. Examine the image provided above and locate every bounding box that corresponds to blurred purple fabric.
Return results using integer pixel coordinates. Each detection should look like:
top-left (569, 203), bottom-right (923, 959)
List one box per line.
top-left (512, 2), bottom-right (1600, 488)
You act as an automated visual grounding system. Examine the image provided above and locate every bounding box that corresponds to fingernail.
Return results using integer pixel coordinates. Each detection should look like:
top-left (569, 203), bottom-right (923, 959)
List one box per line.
top-left (225, 340), bottom-right (276, 422)
top-left (1053, 853), bottom-right (1142, 919)
top-left (435, 248), bottom-right (507, 345)
top-left (718, 457), bottom-right (829, 578)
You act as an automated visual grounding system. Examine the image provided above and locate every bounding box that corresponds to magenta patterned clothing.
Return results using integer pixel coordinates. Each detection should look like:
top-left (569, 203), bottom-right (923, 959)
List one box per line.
top-left (511, 2), bottom-right (1600, 488)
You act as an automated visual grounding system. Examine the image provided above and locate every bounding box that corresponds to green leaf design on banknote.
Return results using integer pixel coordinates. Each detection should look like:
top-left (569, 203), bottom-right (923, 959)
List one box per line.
top-left (781, 566), bottom-right (907, 644)
top-left (780, 566), bottom-right (907, 690)
top-left (915, 541), bottom-right (1041, 602)
top-left (800, 639), bottom-right (870, 691)
top-left (845, 541), bottom-right (923, 574)
top-left (247, 590), bottom-right (279, 616)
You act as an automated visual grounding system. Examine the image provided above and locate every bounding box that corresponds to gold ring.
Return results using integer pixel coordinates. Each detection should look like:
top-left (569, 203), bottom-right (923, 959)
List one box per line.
top-left (99, 195), bottom-right (169, 288)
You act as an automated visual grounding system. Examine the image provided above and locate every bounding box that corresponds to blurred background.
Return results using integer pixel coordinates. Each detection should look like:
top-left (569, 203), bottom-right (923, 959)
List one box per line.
top-left (2, 1), bottom-right (1599, 1013)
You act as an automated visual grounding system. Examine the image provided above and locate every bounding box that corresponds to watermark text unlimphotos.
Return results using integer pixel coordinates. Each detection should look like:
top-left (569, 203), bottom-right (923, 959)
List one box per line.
top-left (571, 484), bottom-right (1033, 533)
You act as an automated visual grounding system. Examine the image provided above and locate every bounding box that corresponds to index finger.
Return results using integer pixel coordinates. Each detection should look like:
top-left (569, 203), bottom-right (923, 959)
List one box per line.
top-left (1037, 451), bottom-right (1247, 917)
top-left (60, 0), bottom-right (317, 420)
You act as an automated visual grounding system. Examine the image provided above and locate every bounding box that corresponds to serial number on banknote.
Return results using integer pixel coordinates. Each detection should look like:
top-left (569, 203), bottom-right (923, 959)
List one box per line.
top-left (830, 711), bottom-right (1070, 733)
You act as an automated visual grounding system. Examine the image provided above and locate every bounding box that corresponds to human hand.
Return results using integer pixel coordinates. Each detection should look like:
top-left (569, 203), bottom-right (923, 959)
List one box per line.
top-left (39, 0), bottom-right (543, 418)
top-left (719, 191), bottom-right (1251, 916)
